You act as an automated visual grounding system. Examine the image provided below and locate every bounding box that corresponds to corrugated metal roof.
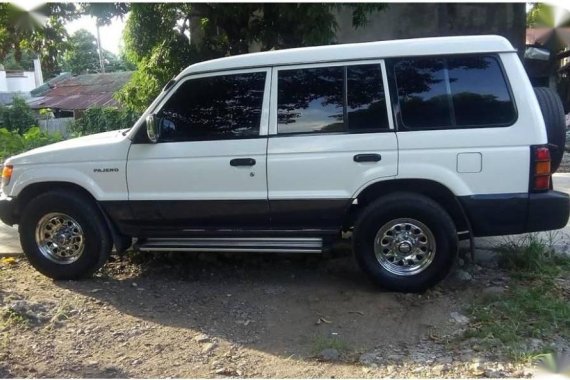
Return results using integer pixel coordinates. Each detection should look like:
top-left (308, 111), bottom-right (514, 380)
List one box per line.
top-left (30, 72), bottom-right (72, 97)
top-left (28, 71), bottom-right (133, 111)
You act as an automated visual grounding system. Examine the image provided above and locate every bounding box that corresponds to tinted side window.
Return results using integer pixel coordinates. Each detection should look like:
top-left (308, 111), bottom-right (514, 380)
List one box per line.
top-left (347, 64), bottom-right (390, 131)
top-left (393, 55), bottom-right (516, 130)
top-left (158, 72), bottom-right (265, 142)
top-left (394, 58), bottom-right (452, 129)
top-left (277, 64), bottom-right (390, 134)
top-left (448, 56), bottom-right (516, 126)
top-left (277, 67), bottom-right (344, 134)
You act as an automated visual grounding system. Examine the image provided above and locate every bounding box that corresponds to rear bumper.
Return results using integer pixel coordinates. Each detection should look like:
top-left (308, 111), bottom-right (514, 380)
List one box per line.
top-left (0, 194), bottom-right (17, 226)
top-left (459, 191), bottom-right (569, 237)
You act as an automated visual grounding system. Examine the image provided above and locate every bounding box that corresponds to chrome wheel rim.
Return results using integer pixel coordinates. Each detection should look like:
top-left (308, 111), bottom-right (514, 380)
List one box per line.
top-left (374, 218), bottom-right (436, 276)
top-left (35, 213), bottom-right (84, 264)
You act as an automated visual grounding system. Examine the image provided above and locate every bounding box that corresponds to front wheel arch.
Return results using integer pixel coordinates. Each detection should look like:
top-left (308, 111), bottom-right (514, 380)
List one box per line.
top-left (15, 182), bottom-right (130, 253)
top-left (19, 190), bottom-right (113, 279)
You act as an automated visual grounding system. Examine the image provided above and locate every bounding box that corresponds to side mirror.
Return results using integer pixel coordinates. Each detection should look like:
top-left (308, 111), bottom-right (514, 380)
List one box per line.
top-left (146, 114), bottom-right (160, 143)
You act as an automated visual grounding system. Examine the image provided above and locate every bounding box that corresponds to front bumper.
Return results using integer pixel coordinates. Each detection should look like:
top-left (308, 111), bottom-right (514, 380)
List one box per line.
top-left (459, 190), bottom-right (570, 237)
top-left (0, 194), bottom-right (16, 226)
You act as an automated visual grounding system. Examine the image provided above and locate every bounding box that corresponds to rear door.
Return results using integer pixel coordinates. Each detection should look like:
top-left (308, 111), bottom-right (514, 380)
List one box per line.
top-left (126, 69), bottom-right (271, 235)
top-left (266, 61), bottom-right (398, 231)
top-left (386, 54), bottom-right (523, 195)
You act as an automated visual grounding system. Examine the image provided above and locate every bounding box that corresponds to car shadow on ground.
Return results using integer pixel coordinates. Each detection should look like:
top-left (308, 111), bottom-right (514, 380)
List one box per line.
top-left (54, 243), bottom-right (478, 362)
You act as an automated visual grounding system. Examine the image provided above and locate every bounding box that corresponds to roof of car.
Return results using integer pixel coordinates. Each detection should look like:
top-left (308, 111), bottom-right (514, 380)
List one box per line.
top-left (179, 35), bottom-right (516, 77)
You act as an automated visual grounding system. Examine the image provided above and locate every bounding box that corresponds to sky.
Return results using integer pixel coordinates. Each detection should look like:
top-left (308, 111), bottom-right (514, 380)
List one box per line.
top-left (65, 15), bottom-right (127, 56)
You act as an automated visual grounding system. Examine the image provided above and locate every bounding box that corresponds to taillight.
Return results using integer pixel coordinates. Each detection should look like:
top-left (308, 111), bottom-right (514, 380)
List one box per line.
top-left (531, 146), bottom-right (551, 192)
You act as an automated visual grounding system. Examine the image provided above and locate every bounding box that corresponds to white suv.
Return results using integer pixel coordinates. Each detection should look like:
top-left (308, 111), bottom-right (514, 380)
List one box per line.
top-left (1, 35), bottom-right (568, 292)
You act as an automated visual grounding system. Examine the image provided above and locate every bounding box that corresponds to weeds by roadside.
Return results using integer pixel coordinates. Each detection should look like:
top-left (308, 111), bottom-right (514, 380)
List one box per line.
top-left (49, 299), bottom-right (77, 323)
top-left (1, 307), bottom-right (28, 329)
top-left (495, 232), bottom-right (570, 277)
top-left (466, 232), bottom-right (570, 362)
top-left (311, 335), bottom-right (349, 356)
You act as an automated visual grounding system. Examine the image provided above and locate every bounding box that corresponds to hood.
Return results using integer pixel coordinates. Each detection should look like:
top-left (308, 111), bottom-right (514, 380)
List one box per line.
top-left (6, 129), bottom-right (131, 166)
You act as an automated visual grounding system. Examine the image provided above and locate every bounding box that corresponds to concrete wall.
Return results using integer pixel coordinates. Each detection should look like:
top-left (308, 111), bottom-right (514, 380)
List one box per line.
top-left (335, 3), bottom-right (526, 55)
top-left (6, 72), bottom-right (37, 92)
top-left (0, 71), bottom-right (38, 92)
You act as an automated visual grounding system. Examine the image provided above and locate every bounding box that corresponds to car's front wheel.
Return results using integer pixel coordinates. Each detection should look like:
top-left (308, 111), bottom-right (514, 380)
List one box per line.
top-left (19, 190), bottom-right (112, 280)
top-left (353, 192), bottom-right (458, 292)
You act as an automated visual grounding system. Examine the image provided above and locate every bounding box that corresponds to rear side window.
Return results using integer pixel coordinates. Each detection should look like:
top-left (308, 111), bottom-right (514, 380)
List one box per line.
top-left (157, 72), bottom-right (265, 142)
top-left (448, 56), bottom-right (515, 126)
top-left (277, 64), bottom-right (389, 134)
top-left (393, 55), bottom-right (516, 130)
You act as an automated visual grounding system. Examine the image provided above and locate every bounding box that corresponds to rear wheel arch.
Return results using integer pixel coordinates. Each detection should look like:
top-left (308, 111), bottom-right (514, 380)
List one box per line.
top-left (348, 179), bottom-right (469, 234)
top-left (352, 191), bottom-right (458, 292)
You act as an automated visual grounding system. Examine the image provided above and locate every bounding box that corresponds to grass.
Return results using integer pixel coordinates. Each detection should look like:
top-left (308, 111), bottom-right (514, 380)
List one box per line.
top-left (1, 308), bottom-right (28, 329)
top-left (465, 232), bottom-right (570, 362)
top-left (0, 332), bottom-right (9, 361)
top-left (495, 232), bottom-right (570, 278)
top-left (311, 335), bottom-right (349, 356)
top-left (49, 299), bottom-right (76, 323)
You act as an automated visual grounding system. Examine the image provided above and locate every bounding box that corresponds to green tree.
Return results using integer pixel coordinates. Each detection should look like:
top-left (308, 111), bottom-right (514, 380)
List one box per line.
top-left (62, 29), bottom-right (134, 74)
top-left (0, 3), bottom-right (129, 76)
top-left (0, 48), bottom-right (36, 71)
top-left (80, 3), bottom-right (130, 26)
top-left (118, 3), bottom-right (386, 112)
top-left (70, 107), bottom-right (139, 136)
top-left (0, 97), bottom-right (37, 135)
top-left (0, 127), bottom-right (62, 163)
top-left (62, 29), bottom-right (100, 74)
top-left (527, 3), bottom-right (562, 28)
top-left (103, 50), bottom-right (136, 72)
top-left (0, 3), bottom-right (80, 76)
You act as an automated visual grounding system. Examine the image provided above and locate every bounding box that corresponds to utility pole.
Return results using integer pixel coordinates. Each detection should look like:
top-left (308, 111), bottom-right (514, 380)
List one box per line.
top-left (96, 21), bottom-right (105, 73)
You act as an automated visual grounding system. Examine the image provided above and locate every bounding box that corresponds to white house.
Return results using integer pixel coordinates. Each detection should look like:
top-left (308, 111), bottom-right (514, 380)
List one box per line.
top-left (0, 58), bottom-right (44, 103)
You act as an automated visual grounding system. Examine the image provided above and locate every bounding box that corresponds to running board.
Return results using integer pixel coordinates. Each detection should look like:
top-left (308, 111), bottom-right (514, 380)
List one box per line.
top-left (135, 237), bottom-right (323, 253)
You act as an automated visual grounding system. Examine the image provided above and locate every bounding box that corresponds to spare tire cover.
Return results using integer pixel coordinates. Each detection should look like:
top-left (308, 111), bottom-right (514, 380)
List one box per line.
top-left (533, 87), bottom-right (566, 173)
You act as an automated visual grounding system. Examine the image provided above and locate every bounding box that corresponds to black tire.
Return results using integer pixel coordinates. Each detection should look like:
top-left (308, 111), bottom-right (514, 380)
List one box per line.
top-left (353, 193), bottom-right (457, 293)
top-left (534, 87), bottom-right (566, 173)
top-left (19, 191), bottom-right (112, 280)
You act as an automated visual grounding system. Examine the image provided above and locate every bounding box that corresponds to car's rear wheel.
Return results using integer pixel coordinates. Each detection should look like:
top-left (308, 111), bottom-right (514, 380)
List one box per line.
top-left (353, 193), bottom-right (457, 292)
top-left (19, 191), bottom-right (112, 280)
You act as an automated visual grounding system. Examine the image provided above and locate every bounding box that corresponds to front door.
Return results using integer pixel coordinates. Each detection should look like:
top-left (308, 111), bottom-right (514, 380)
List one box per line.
top-left (126, 69), bottom-right (271, 236)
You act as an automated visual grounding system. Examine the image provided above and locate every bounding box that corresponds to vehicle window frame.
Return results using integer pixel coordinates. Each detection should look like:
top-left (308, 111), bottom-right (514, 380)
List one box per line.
top-left (133, 68), bottom-right (271, 144)
top-left (387, 53), bottom-right (518, 131)
top-left (269, 59), bottom-right (395, 136)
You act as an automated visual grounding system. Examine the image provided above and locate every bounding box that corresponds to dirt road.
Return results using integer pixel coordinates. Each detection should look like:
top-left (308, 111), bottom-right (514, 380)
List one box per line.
top-left (0, 244), bottom-right (540, 378)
